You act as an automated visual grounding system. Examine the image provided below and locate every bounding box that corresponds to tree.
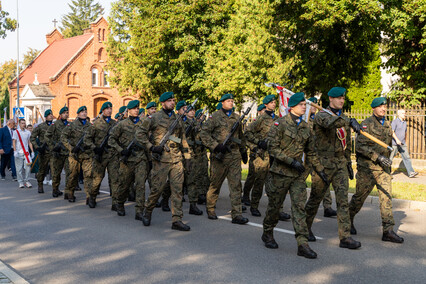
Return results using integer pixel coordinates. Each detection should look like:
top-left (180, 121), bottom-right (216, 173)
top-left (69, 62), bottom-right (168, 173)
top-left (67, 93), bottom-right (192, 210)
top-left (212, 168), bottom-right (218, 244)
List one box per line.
top-left (0, 59), bottom-right (17, 101)
top-left (0, 1), bottom-right (16, 39)
top-left (22, 48), bottom-right (41, 68)
top-left (380, 0), bottom-right (426, 106)
top-left (60, 0), bottom-right (104, 38)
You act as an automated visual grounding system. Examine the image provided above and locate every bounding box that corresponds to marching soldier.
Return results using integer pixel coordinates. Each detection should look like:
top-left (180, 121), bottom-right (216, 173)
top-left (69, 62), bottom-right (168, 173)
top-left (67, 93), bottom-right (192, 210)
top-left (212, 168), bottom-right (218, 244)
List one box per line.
top-left (307, 97), bottom-right (337, 218)
top-left (138, 108), bottom-right (145, 119)
top-left (349, 97), bottom-right (404, 243)
top-left (45, 106), bottom-right (69, 197)
top-left (193, 109), bottom-right (210, 205)
top-left (200, 93), bottom-right (249, 224)
top-left (304, 87), bottom-right (361, 249)
top-left (85, 102), bottom-right (119, 209)
top-left (117, 106), bottom-right (127, 121)
top-left (61, 106), bottom-right (93, 202)
top-left (146, 101), bottom-right (157, 116)
top-left (137, 92), bottom-right (192, 231)
top-left (109, 100), bottom-right (147, 218)
top-left (30, 109), bottom-right (54, 194)
top-left (262, 92), bottom-right (327, 258)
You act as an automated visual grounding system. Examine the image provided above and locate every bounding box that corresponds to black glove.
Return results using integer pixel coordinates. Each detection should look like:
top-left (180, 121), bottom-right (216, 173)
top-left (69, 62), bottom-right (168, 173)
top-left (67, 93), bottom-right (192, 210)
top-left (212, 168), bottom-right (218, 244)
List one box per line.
top-left (349, 118), bottom-right (361, 134)
top-left (318, 171), bottom-right (330, 187)
top-left (185, 159), bottom-right (192, 170)
top-left (151, 145), bottom-right (164, 155)
top-left (377, 155), bottom-right (392, 168)
top-left (257, 139), bottom-right (268, 150)
top-left (121, 149), bottom-right (131, 157)
top-left (71, 146), bottom-right (79, 154)
top-left (269, 156), bottom-right (274, 167)
top-left (94, 147), bottom-right (103, 155)
top-left (214, 143), bottom-right (228, 154)
top-left (290, 160), bottom-right (305, 175)
top-left (347, 162), bottom-right (354, 180)
top-left (53, 144), bottom-right (62, 152)
top-left (241, 150), bottom-right (248, 164)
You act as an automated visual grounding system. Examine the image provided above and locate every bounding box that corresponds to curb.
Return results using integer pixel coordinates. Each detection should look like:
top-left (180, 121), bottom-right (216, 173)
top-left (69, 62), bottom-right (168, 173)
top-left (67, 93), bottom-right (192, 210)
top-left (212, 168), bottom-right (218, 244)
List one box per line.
top-left (0, 260), bottom-right (30, 284)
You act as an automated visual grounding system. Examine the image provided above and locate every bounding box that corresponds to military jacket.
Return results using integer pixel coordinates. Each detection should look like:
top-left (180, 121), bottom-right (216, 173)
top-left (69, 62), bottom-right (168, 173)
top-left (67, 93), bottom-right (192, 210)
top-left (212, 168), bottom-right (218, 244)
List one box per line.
top-left (61, 118), bottom-right (92, 159)
top-left (136, 110), bottom-right (191, 163)
top-left (30, 121), bottom-right (52, 152)
top-left (109, 117), bottom-right (146, 163)
top-left (268, 114), bottom-right (323, 177)
top-left (45, 119), bottom-right (69, 156)
top-left (314, 107), bottom-right (351, 168)
top-left (199, 109), bottom-right (246, 159)
top-left (85, 115), bottom-right (118, 159)
top-left (356, 115), bottom-right (392, 171)
top-left (245, 112), bottom-right (276, 158)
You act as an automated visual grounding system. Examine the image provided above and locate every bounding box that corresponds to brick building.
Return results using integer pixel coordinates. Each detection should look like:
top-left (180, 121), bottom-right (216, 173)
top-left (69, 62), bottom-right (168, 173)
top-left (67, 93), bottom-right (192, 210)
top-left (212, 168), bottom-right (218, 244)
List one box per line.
top-left (8, 17), bottom-right (137, 122)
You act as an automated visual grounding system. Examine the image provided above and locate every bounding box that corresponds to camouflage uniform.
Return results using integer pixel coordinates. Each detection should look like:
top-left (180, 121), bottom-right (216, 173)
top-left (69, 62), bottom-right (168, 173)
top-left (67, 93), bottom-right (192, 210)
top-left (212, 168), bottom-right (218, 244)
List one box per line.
top-left (349, 115), bottom-right (395, 231)
top-left (192, 121), bottom-right (210, 198)
top-left (263, 114), bottom-right (323, 245)
top-left (45, 119), bottom-right (69, 192)
top-left (30, 121), bottom-right (52, 188)
top-left (304, 107), bottom-right (352, 240)
top-left (61, 118), bottom-right (93, 198)
top-left (85, 115), bottom-right (120, 204)
top-left (109, 117), bottom-right (147, 214)
top-left (137, 109), bottom-right (192, 222)
top-left (183, 117), bottom-right (199, 203)
top-left (199, 109), bottom-right (246, 218)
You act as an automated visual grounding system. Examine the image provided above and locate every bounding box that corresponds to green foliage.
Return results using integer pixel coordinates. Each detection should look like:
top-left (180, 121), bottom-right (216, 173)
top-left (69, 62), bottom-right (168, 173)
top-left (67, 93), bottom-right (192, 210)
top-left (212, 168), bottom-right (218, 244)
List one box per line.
top-left (22, 48), bottom-right (41, 68)
top-left (0, 88), bottom-right (9, 123)
top-left (0, 1), bottom-right (17, 39)
top-left (0, 59), bottom-right (17, 101)
top-left (60, 0), bottom-right (104, 38)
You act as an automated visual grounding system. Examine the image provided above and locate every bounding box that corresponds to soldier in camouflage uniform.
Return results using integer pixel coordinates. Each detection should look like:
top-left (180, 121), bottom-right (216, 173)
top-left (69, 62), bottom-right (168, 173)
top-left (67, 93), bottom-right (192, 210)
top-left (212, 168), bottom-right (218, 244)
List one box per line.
top-left (84, 102), bottom-right (119, 209)
top-left (109, 100), bottom-right (147, 218)
top-left (45, 107), bottom-right (69, 197)
top-left (193, 109), bottom-right (210, 205)
top-left (139, 108), bottom-right (145, 119)
top-left (30, 109), bottom-right (54, 194)
top-left (200, 93), bottom-right (249, 224)
top-left (61, 106), bottom-right (93, 202)
top-left (304, 87), bottom-right (361, 249)
top-left (137, 92), bottom-right (192, 231)
top-left (262, 92), bottom-right (327, 258)
top-left (349, 97), bottom-right (404, 243)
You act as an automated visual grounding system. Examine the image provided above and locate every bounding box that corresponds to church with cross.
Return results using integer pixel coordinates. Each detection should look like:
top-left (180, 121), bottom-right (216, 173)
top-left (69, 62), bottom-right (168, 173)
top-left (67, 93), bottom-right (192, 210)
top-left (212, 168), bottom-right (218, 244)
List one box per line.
top-left (8, 17), bottom-right (137, 122)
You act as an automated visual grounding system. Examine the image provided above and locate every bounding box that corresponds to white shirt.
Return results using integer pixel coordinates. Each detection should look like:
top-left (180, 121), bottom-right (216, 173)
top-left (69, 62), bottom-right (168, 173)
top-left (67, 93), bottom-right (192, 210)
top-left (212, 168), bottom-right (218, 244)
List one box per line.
top-left (12, 128), bottom-right (31, 154)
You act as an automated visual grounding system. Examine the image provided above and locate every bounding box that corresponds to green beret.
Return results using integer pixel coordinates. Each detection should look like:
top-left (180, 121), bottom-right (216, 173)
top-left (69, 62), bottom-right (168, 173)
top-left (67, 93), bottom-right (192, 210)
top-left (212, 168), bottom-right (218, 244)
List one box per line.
top-left (99, 102), bottom-right (113, 114)
top-left (77, 106), bottom-right (87, 114)
top-left (114, 113), bottom-right (120, 119)
top-left (288, 92), bottom-right (305, 107)
top-left (59, 106), bottom-right (68, 115)
top-left (308, 97), bottom-right (318, 104)
top-left (44, 109), bottom-right (53, 117)
top-left (139, 108), bottom-right (145, 115)
top-left (371, 97), bottom-right (387, 108)
top-left (118, 106), bottom-right (127, 114)
top-left (328, 87), bottom-right (346, 98)
top-left (146, 101), bottom-right (157, 109)
top-left (127, 100), bottom-right (140, 110)
top-left (263, 95), bottom-right (276, 105)
top-left (257, 104), bottom-right (265, 111)
top-left (216, 102), bottom-right (222, 110)
top-left (195, 109), bottom-right (203, 117)
top-left (159, 91), bottom-right (174, 102)
top-left (175, 100), bottom-right (187, 111)
top-left (219, 93), bottom-right (234, 102)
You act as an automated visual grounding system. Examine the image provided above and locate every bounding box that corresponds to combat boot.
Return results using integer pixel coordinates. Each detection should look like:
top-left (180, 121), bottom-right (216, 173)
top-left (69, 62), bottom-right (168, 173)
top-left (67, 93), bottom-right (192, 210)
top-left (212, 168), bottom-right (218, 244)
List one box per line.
top-left (279, 212), bottom-right (291, 221)
top-left (64, 193), bottom-right (72, 200)
top-left (308, 229), bottom-right (316, 242)
top-left (161, 198), bottom-right (171, 212)
top-left (128, 191), bottom-right (136, 202)
top-left (88, 196), bottom-right (96, 208)
top-left (155, 200), bottom-right (161, 207)
top-left (297, 244), bottom-right (317, 259)
top-left (197, 194), bottom-right (206, 205)
top-left (172, 221), bottom-right (191, 231)
top-left (68, 195), bottom-right (76, 203)
top-left (242, 205), bottom-right (247, 212)
top-left (207, 210), bottom-right (218, 220)
top-left (116, 204), bottom-right (126, 216)
top-left (52, 189), bottom-right (63, 198)
top-left (324, 207), bottom-right (337, 217)
top-left (250, 207), bottom-right (261, 217)
top-left (75, 185), bottom-right (82, 191)
top-left (135, 212), bottom-right (144, 221)
top-left (382, 230), bottom-right (404, 243)
top-left (261, 231), bottom-right (278, 249)
top-left (189, 203), bottom-right (203, 215)
top-left (339, 237), bottom-right (361, 249)
top-left (38, 183), bottom-right (44, 194)
top-left (232, 215), bottom-right (249, 225)
top-left (241, 195), bottom-right (251, 206)
top-left (142, 210), bottom-right (151, 226)
top-left (111, 204), bottom-right (118, 211)
top-left (350, 222), bottom-right (357, 235)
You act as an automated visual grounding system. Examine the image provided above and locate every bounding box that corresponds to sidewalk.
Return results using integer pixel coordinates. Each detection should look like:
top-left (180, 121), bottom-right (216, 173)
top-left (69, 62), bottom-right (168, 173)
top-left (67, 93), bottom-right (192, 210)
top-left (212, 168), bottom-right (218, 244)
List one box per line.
top-left (0, 260), bottom-right (29, 284)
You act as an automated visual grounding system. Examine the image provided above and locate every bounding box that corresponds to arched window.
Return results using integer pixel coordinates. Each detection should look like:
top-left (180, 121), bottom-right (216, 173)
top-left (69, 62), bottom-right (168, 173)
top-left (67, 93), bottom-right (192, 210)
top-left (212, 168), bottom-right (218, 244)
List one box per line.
top-left (91, 68), bottom-right (99, 86)
top-left (73, 72), bottom-right (78, 85)
top-left (98, 28), bottom-right (101, 41)
top-left (104, 71), bottom-right (109, 87)
top-left (102, 29), bottom-right (105, 41)
top-left (98, 48), bottom-right (104, 62)
top-left (67, 72), bottom-right (72, 85)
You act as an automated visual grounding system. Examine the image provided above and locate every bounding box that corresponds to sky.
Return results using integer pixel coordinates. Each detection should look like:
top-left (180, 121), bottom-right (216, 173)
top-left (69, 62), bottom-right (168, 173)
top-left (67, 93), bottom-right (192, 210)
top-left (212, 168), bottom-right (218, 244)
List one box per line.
top-left (0, 0), bottom-right (114, 63)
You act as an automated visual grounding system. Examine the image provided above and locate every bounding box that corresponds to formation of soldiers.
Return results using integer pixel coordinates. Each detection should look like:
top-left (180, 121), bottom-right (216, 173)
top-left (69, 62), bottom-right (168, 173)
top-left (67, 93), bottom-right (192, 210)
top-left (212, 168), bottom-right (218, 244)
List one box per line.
top-left (28, 87), bottom-right (404, 259)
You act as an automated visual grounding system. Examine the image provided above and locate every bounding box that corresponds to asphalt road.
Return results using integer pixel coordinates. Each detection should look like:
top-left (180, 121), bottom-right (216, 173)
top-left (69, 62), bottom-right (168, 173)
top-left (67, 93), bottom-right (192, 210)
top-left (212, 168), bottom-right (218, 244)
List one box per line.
top-left (0, 174), bottom-right (425, 284)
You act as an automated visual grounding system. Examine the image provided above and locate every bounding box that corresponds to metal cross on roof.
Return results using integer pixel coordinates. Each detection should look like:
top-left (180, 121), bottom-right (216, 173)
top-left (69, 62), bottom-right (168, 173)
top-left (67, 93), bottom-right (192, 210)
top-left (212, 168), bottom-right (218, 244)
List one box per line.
top-left (52, 19), bottom-right (58, 28)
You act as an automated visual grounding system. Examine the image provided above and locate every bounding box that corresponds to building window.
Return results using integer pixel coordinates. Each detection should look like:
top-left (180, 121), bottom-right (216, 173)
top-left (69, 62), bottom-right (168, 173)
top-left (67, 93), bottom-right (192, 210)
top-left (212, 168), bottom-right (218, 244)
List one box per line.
top-left (102, 29), bottom-right (105, 41)
top-left (98, 48), bottom-right (104, 62)
top-left (94, 97), bottom-right (108, 115)
top-left (73, 72), bottom-right (78, 85)
top-left (98, 28), bottom-right (101, 41)
top-left (91, 68), bottom-right (99, 86)
top-left (67, 72), bottom-right (72, 85)
top-left (104, 71), bottom-right (109, 87)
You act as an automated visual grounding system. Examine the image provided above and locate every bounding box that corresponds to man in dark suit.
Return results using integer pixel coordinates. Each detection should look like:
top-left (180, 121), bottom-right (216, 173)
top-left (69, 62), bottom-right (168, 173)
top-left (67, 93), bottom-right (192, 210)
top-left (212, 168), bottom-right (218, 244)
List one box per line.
top-left (0, 119), bottom-right (17, 180)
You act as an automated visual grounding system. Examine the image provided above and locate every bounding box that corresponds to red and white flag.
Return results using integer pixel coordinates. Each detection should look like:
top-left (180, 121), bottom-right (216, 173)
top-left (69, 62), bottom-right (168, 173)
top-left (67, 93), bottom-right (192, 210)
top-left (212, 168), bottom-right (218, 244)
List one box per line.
top-left (265, 83), bottom-right (294, 117)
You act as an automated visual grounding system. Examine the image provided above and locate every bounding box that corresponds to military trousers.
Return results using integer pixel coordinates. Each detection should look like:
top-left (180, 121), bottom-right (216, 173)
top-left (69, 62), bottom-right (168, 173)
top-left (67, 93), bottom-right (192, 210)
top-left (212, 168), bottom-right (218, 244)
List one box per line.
top-left (65, 155), bottom-right (93, 197)
top-left (248, 155), bottom-right (269, 209)
top-left (193, 152), bottom-right (210, 197)
top-left (349, 167), bottom-right (395, 231)
top-left (37, 153), bottom-right (52, 186)
top-left (117, 159), bottom-right (147, 214)
top-left (207, 155), bottom-right (243, 218)
top-left (50, 154), bottom-right (69, 191)
top-left (146, 160), bottom-right (184, 222)
top-left (305, 166), bottom-right (351, 240)
top-left (263, 172), bottom-right (309, 245)
top-left (90, 155), bottom-right (120, 203)
top-left (323, 188), bottom-right (333, 209)
top-left (242, 155), bottom-right (256, 198)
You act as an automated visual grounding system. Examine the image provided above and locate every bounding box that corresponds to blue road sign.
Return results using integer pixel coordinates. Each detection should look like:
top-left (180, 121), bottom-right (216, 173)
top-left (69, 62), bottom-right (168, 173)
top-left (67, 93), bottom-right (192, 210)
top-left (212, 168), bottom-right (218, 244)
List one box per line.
top-left (13, 107), bottom-right (25, 118)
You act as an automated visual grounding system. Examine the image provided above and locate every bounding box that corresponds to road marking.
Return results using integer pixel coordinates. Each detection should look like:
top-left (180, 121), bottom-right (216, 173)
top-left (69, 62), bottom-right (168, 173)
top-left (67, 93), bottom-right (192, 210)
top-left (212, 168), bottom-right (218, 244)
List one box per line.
top-left (218, 216), bottom-right (323, 240)
top-left (100, 190), bottom-right (110, 194)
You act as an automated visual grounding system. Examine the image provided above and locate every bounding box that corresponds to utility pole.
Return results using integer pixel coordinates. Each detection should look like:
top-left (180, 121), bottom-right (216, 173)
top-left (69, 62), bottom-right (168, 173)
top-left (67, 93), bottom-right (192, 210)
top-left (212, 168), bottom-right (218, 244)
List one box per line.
top-left (15, 0), bottom-right (20, 119)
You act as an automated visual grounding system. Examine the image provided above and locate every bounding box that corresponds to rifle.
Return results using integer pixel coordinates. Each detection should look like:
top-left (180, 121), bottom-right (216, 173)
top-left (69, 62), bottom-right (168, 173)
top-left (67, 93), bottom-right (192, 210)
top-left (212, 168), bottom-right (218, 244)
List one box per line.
top-left (94, 126), bottom-right (114, 162)
top-left (185, 106), bottom-right (206, 137)
top-left (37, 142), bottom-right (48, 154)
top-left (152, 98), bottom-right (198, 161)
top-left (52, 141), bottom-right (66, 157)
top-left (120, 138), bottom-right (144, 164)
top-left (72, 131), bottom-right (87, 157)
top-left (215, 102), bottom-right (255, 161)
